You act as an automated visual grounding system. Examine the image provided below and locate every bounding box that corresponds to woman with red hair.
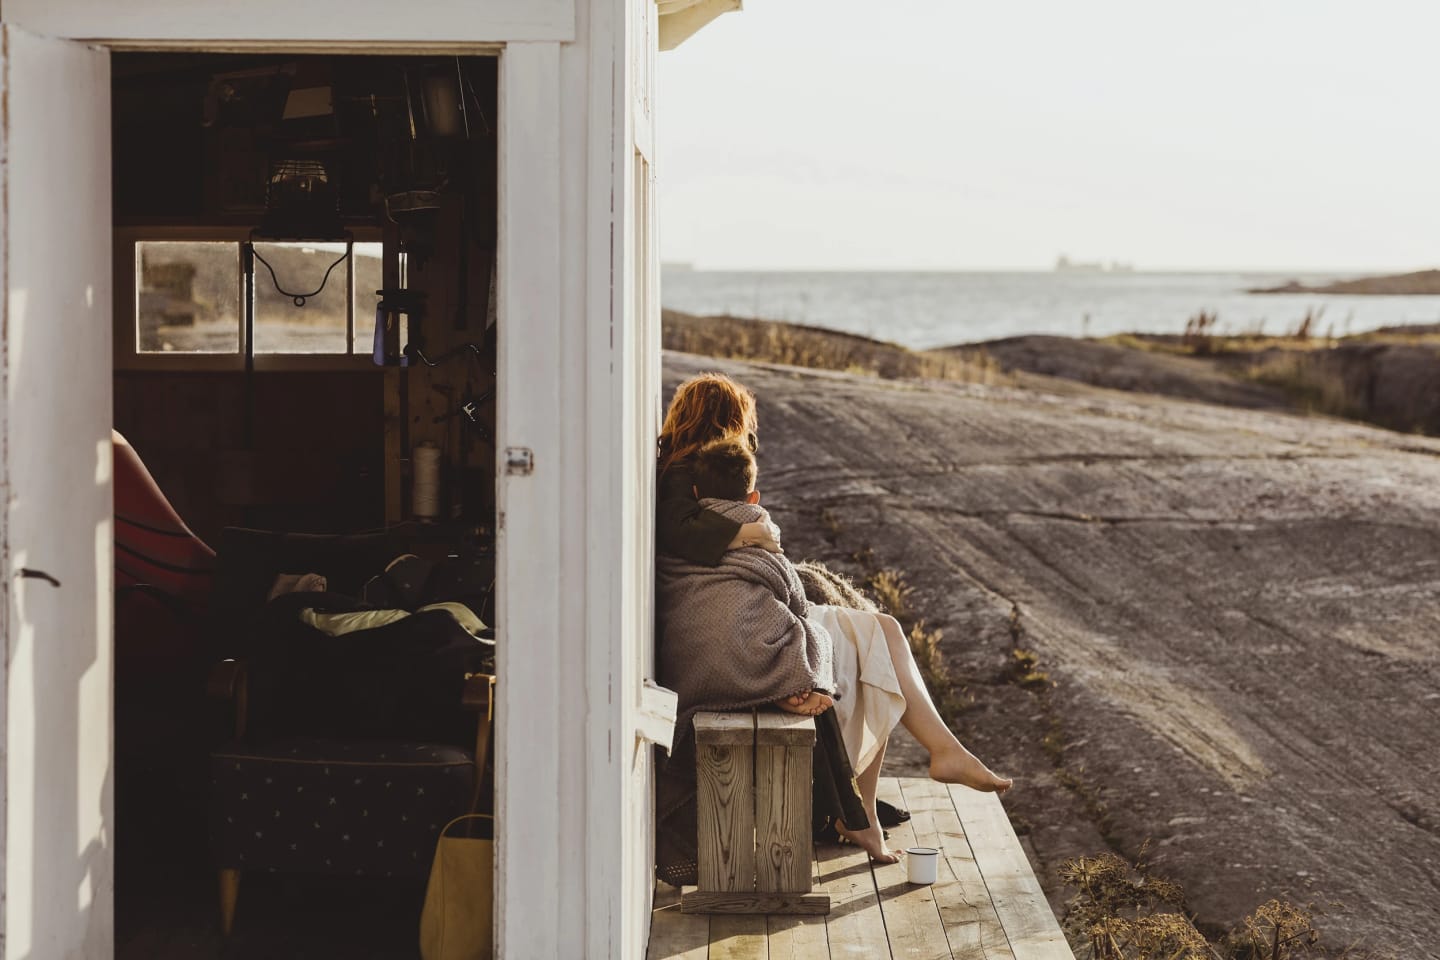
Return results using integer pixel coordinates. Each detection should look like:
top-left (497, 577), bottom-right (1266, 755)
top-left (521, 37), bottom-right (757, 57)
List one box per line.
top-left (656, 372), bottom-right (782, 564)
top-left (656, 373), bottom-right (1010, 867)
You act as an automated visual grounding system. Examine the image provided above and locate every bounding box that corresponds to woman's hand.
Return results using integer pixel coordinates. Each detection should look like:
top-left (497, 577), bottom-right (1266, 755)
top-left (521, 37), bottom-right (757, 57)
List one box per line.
top-left (728, 519), bottom-right (782, 554)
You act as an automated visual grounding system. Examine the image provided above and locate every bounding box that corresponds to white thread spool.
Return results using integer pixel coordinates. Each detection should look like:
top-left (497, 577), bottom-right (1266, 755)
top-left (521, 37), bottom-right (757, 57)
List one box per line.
top-left (412, 443), bottom-right (442, 520)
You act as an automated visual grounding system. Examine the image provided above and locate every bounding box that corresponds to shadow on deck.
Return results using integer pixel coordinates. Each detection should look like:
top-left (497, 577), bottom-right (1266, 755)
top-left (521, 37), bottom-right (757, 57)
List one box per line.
top-left (649, 777), bottom-right (1075, 960)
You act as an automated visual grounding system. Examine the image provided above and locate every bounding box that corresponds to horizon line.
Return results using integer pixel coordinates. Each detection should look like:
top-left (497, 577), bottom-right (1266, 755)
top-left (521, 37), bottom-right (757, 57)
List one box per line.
top-left (660, 264), bottom-right (1436, 275)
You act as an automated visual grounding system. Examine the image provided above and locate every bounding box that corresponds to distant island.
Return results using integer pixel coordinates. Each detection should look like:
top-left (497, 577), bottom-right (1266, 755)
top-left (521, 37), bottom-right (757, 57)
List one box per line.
top-left (1249, 268), bottom-right (1440, 295)
top-left (1054, 254), bottom-right (1133, 273)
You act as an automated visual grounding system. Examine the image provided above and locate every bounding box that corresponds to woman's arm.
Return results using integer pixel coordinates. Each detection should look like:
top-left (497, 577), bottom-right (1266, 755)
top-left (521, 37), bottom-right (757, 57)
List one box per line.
top-left (656, 467), bottom-right (743, 566)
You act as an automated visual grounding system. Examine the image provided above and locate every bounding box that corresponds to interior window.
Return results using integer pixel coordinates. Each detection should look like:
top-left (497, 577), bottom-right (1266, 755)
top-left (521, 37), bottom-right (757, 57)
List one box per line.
top-left (252, 241), bottom-right (350, 354)
top-left (135, 241), bottom-right (239, 353)
top-left (133, 239), bottom-right (385, 356)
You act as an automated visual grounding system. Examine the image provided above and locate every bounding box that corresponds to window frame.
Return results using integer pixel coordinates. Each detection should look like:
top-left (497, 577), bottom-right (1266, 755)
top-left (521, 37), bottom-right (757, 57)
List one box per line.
top-left (114, 224), bottom-right (385, 371)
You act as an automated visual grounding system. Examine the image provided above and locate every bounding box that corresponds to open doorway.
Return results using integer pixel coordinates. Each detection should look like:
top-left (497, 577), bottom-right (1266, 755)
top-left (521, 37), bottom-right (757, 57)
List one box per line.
top-left (108, 50), bottom-right (500, 957)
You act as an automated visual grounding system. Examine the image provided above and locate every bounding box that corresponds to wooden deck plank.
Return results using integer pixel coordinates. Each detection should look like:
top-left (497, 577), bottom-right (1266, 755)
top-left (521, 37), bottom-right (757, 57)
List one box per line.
top-left (649, 881), bottom-right (710, 960)
top-left (708, 915), bottom-right (769, 960)
top-left (872, 778), bottom-right (954, 960)
top-left (696, 740), bottom-right (757, 892)
top-left (947, 785), bottom-right (1073, 959)
top-left (755, 742), bottom-right (815, 893)
top-left (647, 777), bottom-right (1073, 960)
top-left (755, 711), bottom-right (819, 747)
top-left (816, 833), bottom-right (892, 959)
top-left (695, 711), bottom-right (757, 746)
top-left (767, 842), bottom-right (829, 959)
top-left (683, 891), bottom-right (830, 915)
top-left (900, 778), bottom-right (1015, 960)
top-left (768, 910), bottom-right (831, 959)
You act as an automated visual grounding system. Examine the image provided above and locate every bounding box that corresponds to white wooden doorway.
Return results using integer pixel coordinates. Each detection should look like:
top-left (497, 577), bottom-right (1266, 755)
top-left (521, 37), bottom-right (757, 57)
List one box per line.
top-left (0, 2), bottom-right (657, 955)
top-left (0, 24), bottom-right (116, 960)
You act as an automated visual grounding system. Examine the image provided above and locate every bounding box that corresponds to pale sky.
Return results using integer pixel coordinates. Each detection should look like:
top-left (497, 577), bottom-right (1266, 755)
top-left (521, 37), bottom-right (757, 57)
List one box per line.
top-left (657, 1), bottom-right (1440, 272)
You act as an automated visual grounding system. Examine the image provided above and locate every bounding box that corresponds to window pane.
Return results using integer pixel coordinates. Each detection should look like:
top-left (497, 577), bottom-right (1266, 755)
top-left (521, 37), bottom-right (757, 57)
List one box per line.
top-left (353, 243), bottom-right (384, 355)
top-left (136, 242), bottom-right (239, 353)
top-left (253, 242), bottom-right (350, 354)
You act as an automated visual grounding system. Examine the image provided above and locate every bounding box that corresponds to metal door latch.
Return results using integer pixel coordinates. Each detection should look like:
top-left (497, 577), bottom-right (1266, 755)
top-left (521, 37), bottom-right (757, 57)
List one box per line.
top-left (505, 447), bottom-right (534, 475)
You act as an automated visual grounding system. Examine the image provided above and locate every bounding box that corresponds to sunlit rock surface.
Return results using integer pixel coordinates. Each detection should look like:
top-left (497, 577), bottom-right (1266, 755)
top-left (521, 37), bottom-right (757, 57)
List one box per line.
top-left (665, 351), bottom-right (1440, 957)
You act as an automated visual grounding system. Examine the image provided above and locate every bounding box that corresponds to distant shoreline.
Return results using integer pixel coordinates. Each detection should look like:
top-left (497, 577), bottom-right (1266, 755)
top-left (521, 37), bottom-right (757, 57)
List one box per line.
top-left (1248, 268), bottom-right (1440, 295)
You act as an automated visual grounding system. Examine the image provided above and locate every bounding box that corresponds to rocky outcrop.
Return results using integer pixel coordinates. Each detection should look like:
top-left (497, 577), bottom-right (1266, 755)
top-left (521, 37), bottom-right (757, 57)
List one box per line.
top-left (969, 334), bottom-right (1440, 437)
top-left (664, 351), bottom-right (1440, 957)
top-left (957, 335), bottom-right (1292, 410)
top-left (1249, 269), bottom-right (1440, 295)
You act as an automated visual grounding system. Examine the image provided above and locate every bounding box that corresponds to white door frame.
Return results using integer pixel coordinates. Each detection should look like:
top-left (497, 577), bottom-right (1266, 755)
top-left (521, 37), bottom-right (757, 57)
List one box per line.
top-left (0, 3), bottom-right (645, 956)
top-left (0, 0), bottom-right (576, 46)
top-left (495, 4), bottom-right (656, 954)
top-left (0, 25), bottom-right (115, 960)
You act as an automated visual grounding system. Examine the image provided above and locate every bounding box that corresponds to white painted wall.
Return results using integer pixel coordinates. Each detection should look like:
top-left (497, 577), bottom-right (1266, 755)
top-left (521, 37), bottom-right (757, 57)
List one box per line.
top-left (0, 1), bottom-right (669, 955)
top-left (496, 0), bottom-right (659, 956)
top-left (0, 26), bottom-right (115, 960)
top-left (622, 0), bottom-right (663, 950)
top-left (2, 0), bottom-right (575, 45)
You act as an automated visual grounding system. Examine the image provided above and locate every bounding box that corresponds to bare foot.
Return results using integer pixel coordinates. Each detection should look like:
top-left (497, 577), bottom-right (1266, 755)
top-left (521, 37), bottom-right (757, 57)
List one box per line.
top-left (798, 691), bottom-right (834, 715)
top-left (776, 691), bottom-right (834, 716)
top-left (836, 818), bottom-right (899, 864)
top-left (785, 690), bottom-right (811, 708)
top-left (930, 744), bottom-right (1013, 794)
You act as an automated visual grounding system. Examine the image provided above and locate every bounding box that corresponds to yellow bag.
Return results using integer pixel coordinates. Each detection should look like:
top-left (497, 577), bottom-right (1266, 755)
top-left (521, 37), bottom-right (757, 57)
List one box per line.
top-left (419, 814), bottom-right (494, 960)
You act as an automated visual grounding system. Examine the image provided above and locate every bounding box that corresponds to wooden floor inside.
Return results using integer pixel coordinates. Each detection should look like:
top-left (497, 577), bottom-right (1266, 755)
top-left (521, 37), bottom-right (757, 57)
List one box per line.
top-left (649, 777), bottom-right (1075, 960)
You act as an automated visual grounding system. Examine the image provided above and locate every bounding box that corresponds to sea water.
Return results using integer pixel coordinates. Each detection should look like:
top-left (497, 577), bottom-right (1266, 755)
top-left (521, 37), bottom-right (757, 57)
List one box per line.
top-left (660, 269), bottom-right (1440, 350)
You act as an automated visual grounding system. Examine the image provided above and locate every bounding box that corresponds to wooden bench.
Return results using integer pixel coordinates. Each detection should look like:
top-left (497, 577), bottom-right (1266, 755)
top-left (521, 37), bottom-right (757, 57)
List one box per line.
top-left (681, 710), bottom-right (831, 915)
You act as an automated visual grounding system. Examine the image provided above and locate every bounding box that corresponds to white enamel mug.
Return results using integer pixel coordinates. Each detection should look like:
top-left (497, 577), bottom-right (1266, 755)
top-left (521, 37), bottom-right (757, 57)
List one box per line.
top-left (906, 846), bottom-right (939, 885)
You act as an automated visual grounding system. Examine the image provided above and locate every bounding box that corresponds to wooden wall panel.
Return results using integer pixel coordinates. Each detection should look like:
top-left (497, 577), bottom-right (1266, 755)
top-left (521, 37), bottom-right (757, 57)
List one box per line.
top-left (113, 371), bottom-right (387, 542)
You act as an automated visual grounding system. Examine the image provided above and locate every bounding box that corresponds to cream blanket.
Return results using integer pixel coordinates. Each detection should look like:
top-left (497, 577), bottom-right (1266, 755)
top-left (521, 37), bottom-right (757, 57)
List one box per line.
top-left (808, 604), bottom-right (907, 775)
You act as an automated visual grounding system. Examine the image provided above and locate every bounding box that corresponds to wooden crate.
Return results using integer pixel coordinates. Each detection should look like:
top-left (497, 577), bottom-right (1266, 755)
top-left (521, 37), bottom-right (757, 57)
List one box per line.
top-left (681, 711), bottom-right (831, 915)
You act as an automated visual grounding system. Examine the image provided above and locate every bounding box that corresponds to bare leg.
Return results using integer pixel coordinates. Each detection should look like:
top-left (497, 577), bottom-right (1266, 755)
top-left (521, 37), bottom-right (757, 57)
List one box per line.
top-left (836, 739), bottom-right (899, 863)
top-left (877, 613), bottom-right (1013, 793)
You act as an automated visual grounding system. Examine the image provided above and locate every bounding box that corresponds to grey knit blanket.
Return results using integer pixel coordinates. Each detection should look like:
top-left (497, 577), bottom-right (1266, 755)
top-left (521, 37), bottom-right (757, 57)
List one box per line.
top-left (656, 498), bottom-right (836, 744)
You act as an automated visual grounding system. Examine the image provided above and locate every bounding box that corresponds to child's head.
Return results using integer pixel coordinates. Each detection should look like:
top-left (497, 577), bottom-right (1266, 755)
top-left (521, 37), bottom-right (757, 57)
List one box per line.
top-left (690, 437), bottom-right (758, 503)
top-left (658, 373), bottom-right (758, 476)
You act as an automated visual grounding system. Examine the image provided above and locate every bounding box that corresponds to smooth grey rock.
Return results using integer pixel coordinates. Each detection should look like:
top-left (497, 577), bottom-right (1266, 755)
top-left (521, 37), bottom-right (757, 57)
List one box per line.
top-left (664, 350), bottom-right (1440, 957)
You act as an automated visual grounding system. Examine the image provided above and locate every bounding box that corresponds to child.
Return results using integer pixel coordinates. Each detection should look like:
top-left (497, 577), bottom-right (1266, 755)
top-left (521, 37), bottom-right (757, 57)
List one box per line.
top-left (654, 436), bottom-right (848, 884)
top-left (664, 436), bottom-right (1013, 865)
top-left (656, 373), bottom-right (782, 565)
top-left (656, 437), bottom-right (836, 728)
top-left (657, 376), bottom-right (1012, 867)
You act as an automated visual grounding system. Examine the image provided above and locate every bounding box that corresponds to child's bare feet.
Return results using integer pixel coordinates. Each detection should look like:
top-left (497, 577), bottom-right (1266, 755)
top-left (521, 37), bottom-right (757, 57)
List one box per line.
top-left (785, 690), bottom-right (811, 708)
top-left (836, 817), bottom-right (899, 864)
top-left (776, 691), bottom-right (833, 716)
top-left (930, 744), bottom-right (1013, 794)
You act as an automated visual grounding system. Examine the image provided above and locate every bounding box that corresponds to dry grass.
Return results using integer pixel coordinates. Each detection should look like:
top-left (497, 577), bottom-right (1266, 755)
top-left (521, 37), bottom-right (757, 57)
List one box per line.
top-left (1060, 848), bottom-right (1391, 960)
top-left (1105, 331), bottom-right (1340, 361)
top-left (663, 309), bottom-right (1005, 384)
top-left (1099, 323), bottom-right (1440, 436)
top-left (866, 568), bottom-right (913, 621)
top-left (1240, 352), bottom-right (1366, 421)
top-left (863, 566), bottom-right (966, 716)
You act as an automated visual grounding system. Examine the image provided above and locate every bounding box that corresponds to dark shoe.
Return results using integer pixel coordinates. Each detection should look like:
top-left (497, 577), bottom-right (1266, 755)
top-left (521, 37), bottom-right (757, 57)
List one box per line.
top-left (876, 799), bottom-right (911, 827)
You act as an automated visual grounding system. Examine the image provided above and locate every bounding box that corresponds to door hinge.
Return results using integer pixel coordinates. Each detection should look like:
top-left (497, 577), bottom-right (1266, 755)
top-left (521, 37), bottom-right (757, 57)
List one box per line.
top-left (504, 447), bottom-right (534, 475)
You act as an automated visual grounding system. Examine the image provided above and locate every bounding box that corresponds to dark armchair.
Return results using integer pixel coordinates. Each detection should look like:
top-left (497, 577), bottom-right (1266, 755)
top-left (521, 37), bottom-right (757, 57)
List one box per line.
top-left (204, 527), bottom-right (495, 936)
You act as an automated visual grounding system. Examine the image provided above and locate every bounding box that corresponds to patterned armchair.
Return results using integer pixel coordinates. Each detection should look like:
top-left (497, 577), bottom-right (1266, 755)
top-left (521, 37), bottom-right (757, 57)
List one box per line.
top-left (204, 527), bottom-right (495, 936)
